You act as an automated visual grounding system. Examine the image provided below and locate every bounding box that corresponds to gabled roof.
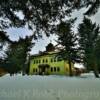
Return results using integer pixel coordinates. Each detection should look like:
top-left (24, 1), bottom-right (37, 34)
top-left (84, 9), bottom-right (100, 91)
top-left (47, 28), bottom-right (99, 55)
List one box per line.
top-left (30, 43), bottom-right (64, 59)
top-left (30, 51), bottom-right (60, 59)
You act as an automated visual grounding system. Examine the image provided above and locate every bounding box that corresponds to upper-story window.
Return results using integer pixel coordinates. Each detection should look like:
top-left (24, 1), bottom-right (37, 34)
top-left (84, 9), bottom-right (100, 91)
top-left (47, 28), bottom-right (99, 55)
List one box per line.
top-left (39, 60), bottom-right (41, 63)
top-left (54, 58), bottom-right (56, 62)
top-left (36, 60), bottom-right (38, 64)
top-left (33, 59), bottom-right (41, 64)
top-left (43, 59), bottom-right (45, 63)
top-left (34, 60), bottom-right (35, 64)
top-left (46, 59), bottom-right (48, 63)
top-left (51, 58), bottom-right (53, 62)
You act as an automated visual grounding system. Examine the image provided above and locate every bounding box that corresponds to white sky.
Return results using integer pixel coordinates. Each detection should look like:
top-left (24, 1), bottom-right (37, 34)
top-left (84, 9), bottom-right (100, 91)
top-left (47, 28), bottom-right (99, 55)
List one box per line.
top-left (6, 8), bottom-right (100, 55)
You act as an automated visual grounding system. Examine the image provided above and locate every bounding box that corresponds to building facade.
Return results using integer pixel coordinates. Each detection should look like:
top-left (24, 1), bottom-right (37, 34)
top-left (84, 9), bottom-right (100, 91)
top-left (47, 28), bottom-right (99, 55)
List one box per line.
top-left (29, 43), bottom-right (74, 75)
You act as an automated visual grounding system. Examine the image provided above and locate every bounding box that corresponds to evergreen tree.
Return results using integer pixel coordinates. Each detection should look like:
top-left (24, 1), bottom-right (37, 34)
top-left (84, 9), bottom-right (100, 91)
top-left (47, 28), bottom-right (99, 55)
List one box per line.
top-left (78, 17), bottom-right (100, 78)
top-left (0, 35), bottom-right (34, 74)
top-left (0, 0), bottom-right (99, 34)
top-left (95, 36), bottom-right (100, 73)
top-left (57, 20), bottom-right (79, 76)
top-left (0, 31), bottom-right (12, 63)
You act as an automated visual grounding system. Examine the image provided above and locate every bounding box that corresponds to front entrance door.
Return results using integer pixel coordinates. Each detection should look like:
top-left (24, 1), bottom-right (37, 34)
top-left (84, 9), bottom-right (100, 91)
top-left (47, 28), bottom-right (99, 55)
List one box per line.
top-left (38, 64), bottom-right (50, 75)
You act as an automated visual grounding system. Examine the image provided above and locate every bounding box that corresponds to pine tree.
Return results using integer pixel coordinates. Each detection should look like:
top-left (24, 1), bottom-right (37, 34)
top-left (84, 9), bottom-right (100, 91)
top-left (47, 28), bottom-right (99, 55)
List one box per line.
top-left (1, 35), bottom-right (34, 75)
top-left (57, 20), bottom-right (79, 76)
top-left (95, 36), bottom-right (100, 73)
top-left (0, 0), bottom-right (99, 34)
top-left (78, 17), bottom-right (100, 78)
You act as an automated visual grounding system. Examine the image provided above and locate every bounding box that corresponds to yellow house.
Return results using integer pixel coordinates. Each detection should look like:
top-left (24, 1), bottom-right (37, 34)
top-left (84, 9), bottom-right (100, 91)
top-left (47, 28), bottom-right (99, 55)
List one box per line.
top-left (29, 43), bottom-right (74, 75)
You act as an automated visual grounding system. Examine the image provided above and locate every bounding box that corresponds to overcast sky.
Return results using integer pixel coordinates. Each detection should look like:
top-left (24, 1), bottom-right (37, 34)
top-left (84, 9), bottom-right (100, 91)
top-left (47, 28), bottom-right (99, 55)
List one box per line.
top-left (6, 8), bottom-right (100, 55)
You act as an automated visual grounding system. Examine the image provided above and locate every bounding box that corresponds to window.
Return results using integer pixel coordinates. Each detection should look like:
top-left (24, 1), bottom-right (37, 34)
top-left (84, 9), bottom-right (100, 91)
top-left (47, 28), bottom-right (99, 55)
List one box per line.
top-left (43, 59), bottom-right (44, 63)
top-left (36, 69), bottom-right (37, 72)
top-left (54, 67), bottom-right (56, 72)
top-left (33, 68), bottom-right (35, 72)
top-left (57, 67), bottom-right (60, 72)
top-left (36, 60), bottom-right (38, 64)
top-left (34, 60), bottom-right (35, 64)
top-left (51, 58), bottom-right (53, 62)
top-left (46, 59), bottom-right (48, 63)
top-left (54, 58), bottom-right (56, 62)
top-left (51, 67), bottom-right (53, 72)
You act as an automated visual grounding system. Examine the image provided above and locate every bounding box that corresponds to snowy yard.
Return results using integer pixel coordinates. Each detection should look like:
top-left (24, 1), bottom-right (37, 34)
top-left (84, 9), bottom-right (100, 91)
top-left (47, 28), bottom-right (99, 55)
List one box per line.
top-left (0, 74), bottom-right (100, 100)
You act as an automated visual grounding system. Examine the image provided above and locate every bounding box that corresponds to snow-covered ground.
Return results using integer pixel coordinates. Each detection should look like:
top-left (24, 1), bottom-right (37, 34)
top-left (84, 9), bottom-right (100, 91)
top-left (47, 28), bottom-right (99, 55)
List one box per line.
top-left (0, 74), bottom-right (100, 100)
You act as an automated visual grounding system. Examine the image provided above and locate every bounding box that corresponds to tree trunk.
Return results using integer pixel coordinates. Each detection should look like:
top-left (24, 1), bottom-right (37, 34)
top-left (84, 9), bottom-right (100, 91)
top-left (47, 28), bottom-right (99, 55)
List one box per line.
top-left (93, 65), bottom-right (99, 78)
top-left (91, 50), bottom-right (99, 78)
top-left (68, 58), bottom-right (73, 77)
